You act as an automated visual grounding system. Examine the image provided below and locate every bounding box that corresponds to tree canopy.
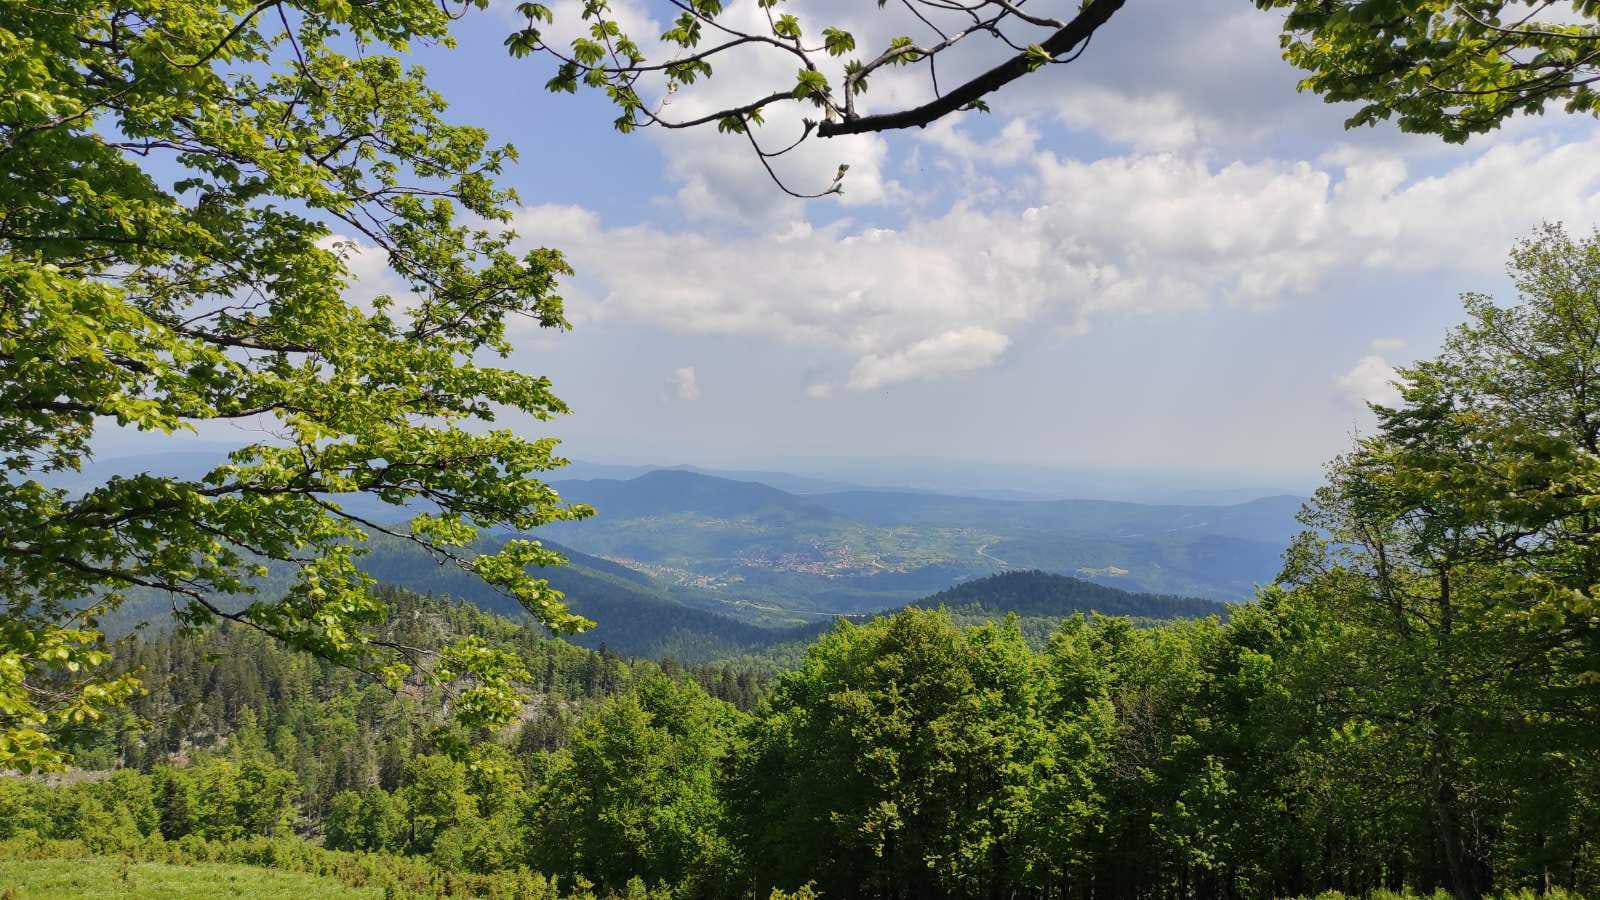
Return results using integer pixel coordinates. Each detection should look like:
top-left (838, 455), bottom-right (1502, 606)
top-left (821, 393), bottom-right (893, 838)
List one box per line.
top-left (1259, 0), bottom-right (1600, 142)
top-left (1279, 223), bottom-right (1600, 896)
top-left (0, 0), bottom-right (594, 771)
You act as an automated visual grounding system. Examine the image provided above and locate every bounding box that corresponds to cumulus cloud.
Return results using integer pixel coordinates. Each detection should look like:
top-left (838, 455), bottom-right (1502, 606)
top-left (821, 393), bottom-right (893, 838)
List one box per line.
top-left (1336, 355), bottom-right (1404, 408)
top-left (847, 327), bottom-right (1010, 391)
top-left (489, 0), bottom-right (1507, 228)
top-left (1055, 87), bottom-right (1217, 152)
top-left (669, 366), bottom-right (701, 401)
top-left (920, 117), bottom-right (1042, 166)
top-left (499, 130), bottom-right (1600, 393)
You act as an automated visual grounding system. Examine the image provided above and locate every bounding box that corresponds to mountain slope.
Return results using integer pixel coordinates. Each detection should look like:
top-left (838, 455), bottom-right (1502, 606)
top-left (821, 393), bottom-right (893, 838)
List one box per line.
top-left (914, 570), bottom-right (1223, 619)
top-left (539, 470), bottom-right (1301, 604)
top-left (96, 530), bottom-right (817, 663)
top-left (355, 532), bottom-right (818, 660)
top-left (554, 469), bottom-right (844, 521)
top-left (718, 570), bottom-right (1227, 669)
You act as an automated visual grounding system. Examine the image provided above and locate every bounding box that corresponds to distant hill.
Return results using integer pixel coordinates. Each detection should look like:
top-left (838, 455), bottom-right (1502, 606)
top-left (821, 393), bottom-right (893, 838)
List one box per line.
top-left (98, 539), bottom-right (1229, 674)
top-left (559, 461), bottom-right (870, 494)
top-left (352, 532), bottom-right (820, 661)
top-left (71, 458), bottom-right (1300, 648)
top-left (541, 470), bottom-right (1301, 605)
top-left (97, 530), bottom-right (820, 664)
top-left (719, 571), bottom-right (1227, 669)
top-left (914, 570), bottom-right (1223, 620)
top-left (553, 469), bottom-right (843, 522)
top-left (803, 490), bottom-right (1305, 545)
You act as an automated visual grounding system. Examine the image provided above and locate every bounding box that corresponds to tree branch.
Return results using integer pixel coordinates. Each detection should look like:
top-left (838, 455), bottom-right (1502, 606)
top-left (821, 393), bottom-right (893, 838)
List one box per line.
top-left (818, 0), bottom-right (1124, 137)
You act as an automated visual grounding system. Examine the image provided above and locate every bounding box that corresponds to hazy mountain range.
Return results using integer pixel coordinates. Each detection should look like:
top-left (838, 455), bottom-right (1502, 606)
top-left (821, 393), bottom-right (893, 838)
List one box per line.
top-left (540, 469), bottom-right (1304, 607)
top-left (71, 453), bottom-right (1306, 661)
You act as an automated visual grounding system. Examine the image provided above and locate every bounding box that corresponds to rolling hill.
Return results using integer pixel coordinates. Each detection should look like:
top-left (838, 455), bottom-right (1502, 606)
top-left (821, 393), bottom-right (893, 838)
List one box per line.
top-left (75, 455), bottom-right (1298, 659)
top-left (354, 532), bottom-right (824, 660)
top-left (914, 569), bottom-right (1225, 620)
top-left (541, 470), bottom-right (1303, 606)
top-left (715, 570), bottom-right (1228, 668)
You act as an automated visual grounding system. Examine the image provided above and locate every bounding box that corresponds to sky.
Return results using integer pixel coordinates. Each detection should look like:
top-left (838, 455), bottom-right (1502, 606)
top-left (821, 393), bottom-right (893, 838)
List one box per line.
top-left (113, 0), bottom-right (1600, 498)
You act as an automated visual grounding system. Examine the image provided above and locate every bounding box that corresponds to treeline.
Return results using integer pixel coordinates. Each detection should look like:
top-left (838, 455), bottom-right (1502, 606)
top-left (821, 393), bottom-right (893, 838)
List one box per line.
top-left (62, 587), bottom-right (764, 821)
top-left (11, 593), bottom-right (1598, 898)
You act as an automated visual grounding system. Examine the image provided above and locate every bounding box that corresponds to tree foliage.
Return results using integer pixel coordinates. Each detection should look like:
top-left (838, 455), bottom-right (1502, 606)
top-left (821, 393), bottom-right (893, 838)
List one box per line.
top-left (0, 0), bottom-right (595, 771)
top-left (1279, 222), bottom-right (1600, 896)
top-left (1259, 0), bottom-right (1600, 142)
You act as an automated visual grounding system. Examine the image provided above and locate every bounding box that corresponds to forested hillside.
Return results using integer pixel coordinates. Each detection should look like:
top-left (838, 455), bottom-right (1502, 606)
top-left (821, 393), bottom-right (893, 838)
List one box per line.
top-left (100, 536), bottom-right (1220, 667)
top-left (11, 579), bottom-right (1598, 898)
top-left (59, 587), bottom-right (766, 797)
top-left (544, 470), bottom-right (1300, 605)
top-left (93, 531), bottom-right (822, 662)
top-left (354, 534), bottom-right (822, 660)
top-left (917, 569), bottom-right (1223, 619)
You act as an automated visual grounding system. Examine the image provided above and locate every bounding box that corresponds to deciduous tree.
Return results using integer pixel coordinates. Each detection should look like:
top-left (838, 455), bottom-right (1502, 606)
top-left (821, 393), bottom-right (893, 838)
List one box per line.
top-left (0, 0), bottom-right (595, 771)
top-left (1259, 0), bottom-right (1600, 142)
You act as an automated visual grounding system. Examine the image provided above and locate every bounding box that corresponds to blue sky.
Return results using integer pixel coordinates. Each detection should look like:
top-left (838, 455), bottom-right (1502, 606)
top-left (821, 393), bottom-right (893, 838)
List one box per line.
top-left (114, 0), bottom-right (1600, 498)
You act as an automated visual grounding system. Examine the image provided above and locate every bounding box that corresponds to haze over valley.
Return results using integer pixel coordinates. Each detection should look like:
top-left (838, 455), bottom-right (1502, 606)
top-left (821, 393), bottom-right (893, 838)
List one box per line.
top-left (78, 452), bottom-right (1293, 660)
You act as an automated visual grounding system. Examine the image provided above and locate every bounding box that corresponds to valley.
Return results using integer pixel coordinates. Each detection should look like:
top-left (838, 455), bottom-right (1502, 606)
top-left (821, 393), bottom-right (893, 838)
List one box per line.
top-left (91, 460), bottom-right (1299, 663)
top-left (539, 468), bottom-right (1304, 611)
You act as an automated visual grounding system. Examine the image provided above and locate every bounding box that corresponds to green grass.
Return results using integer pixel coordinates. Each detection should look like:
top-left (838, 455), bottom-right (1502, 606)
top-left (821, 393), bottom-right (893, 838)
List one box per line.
top-left (0, 856), bottom-right (382, 899)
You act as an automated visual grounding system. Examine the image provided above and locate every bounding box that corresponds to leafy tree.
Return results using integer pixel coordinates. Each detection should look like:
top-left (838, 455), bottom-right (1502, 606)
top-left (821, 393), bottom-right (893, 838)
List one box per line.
top-left (730, 609), bottom-right (1058, 898)
top-left (323, 790), bottom-right (367, 852)
top-left (233, 757), bottom-right (300, 837)
top-left (400, 754), bottom-right (476, 855)
top-left (1259, 0), bottom-right (1600, 142)
top-left (1276, 223), bottom-right (1600, 896)
top-left (0, 0), bottom-right (595, 772)
top-left (326, 786), bottom-right (407, 853)
top-left (528, 674), bottom-right (740, 895)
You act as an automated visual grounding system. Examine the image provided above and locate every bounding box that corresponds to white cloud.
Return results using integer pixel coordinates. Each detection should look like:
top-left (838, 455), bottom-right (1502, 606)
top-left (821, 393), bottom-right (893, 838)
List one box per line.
top-left (493, 0), bottom-right (1547, 229)
top-left (1370, 337), bottom-right (1406, 351)
top-left (848, 327), bottom-right (1009, 391)
top-left (1055, 87), bottom-right (1217, 152)
top-left (500, 131), bottom-right (1600, 391)
top-left (318, 234), bottom-right (409, 314)
top-left (1336, 354), bottom-right (1403, 408)
top-left (920, 116), bottom-right (1041, 166)
top-left (804, 382), bottom-right (835, 400)
top-left (670, 366), bottom-right (701, 401)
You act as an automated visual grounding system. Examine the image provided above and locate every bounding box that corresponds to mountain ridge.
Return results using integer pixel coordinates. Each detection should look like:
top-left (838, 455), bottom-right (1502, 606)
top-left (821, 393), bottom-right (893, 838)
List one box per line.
top-left (544, 469), bottom-right (1301, 603)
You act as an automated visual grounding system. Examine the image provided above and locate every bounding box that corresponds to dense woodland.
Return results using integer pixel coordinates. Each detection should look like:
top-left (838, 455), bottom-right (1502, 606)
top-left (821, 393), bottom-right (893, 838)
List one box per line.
top-left (8, 561), bottom-right (1599, 898)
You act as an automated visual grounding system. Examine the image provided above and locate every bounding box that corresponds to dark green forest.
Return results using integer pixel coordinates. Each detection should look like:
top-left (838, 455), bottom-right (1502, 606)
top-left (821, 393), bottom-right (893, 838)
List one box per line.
top-left (10, 563), bottom-right (1598, 898)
